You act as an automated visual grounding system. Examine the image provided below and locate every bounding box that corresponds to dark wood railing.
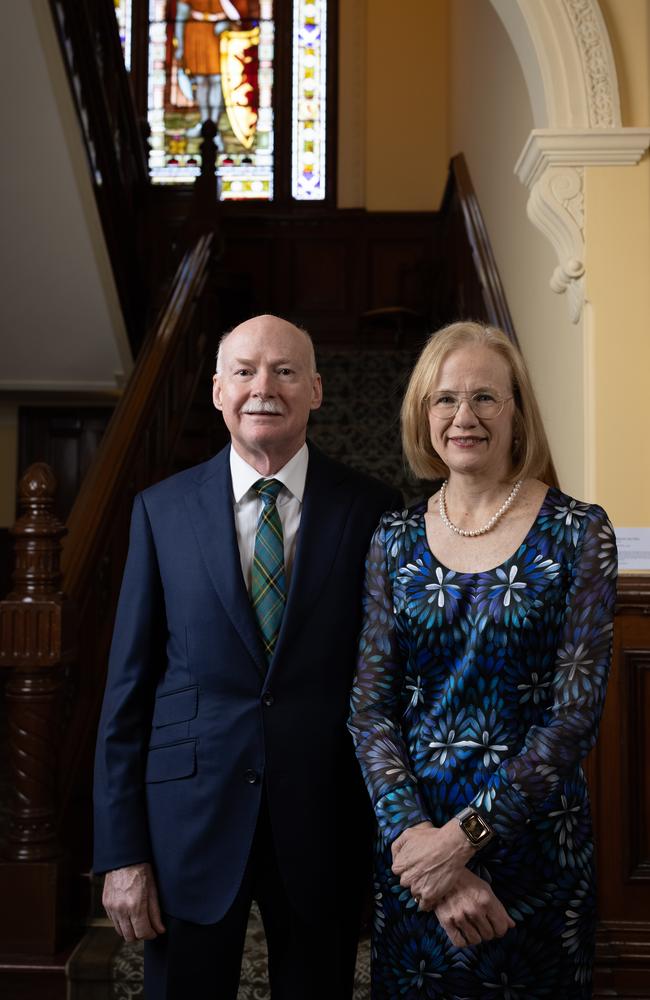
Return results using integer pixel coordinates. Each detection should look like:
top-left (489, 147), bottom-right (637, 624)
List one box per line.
top-left (0, 234), bottom-right (216, 957)
top-left (439, 153), bottom-right (518, 346)
top-left (50, 0), bottom-right (151, 351)
top-left (59, 234), bottom-right (216, 846)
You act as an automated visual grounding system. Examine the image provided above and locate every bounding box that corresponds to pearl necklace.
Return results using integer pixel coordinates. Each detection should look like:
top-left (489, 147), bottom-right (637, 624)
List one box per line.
top-left (439, 479), bottom-right (523, 537)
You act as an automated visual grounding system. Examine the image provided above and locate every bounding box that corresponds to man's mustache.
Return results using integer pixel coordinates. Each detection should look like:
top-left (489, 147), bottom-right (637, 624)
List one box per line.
top-left (241, 399), bottom-right (284, 415)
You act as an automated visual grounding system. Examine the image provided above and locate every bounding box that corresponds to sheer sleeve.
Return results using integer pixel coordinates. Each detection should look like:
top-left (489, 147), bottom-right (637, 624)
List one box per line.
top-left (349, 517), bottom-right (430, 845)
top-left (470, 505), bottom-right (617, 842)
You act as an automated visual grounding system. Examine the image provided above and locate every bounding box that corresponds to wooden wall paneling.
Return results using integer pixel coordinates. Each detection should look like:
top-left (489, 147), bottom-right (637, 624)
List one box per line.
top-left (623, 647), bottom-right (650, 882)
top-left (214, 209), bottom-right (441, 342)
top-left (290, 238), bottom-right (350, 314)
top-left (217, 235), bottom-right (275, 326)
top-left (18, 408), bottom-right (115, 523)
top-left (368, 238), bottom-right (433, 315)
top-left (591, 579), bottom-right (650, 995)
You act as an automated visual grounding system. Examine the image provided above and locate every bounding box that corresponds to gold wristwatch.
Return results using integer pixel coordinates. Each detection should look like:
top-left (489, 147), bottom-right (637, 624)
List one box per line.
top-left (456, 806), bottom-right (495, 849)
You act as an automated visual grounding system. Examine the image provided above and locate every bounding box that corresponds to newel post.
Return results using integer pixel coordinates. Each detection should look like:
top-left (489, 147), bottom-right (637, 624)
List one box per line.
top-left (0, 463), bottom-right (75, 953)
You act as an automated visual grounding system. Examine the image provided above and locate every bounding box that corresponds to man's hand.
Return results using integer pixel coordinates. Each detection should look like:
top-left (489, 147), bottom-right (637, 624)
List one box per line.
top-left (434, 868), bottom-right (515, 947)
top-left (102, 863), bottom-right (165, 942)
top-left (391, 819), bottom-right (475, 909)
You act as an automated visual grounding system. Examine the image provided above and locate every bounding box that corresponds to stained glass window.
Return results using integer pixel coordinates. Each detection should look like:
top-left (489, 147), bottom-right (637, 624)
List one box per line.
top-left (291, 0), bottom-right (326, 201)
top-left (127, 0), bottom-right (329, 199)
top-left (147, 0), bottom-right (274, 198)
top-left (114, 0), bottom-right (133, 71)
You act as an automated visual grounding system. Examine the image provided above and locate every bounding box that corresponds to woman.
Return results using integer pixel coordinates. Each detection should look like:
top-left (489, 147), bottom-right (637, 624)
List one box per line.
top-left (349, 322), bottom-right (617, 998)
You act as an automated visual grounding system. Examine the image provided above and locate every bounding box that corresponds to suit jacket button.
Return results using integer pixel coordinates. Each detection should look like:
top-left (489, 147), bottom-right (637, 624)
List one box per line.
top-left (244, 769), bottom-right (259, 784)
top-left (262, 692), bottom-right (274, 707)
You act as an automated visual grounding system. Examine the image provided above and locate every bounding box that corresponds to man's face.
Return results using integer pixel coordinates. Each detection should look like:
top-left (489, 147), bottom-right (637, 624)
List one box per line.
top-left (213, 316), bottom-right (322, 471)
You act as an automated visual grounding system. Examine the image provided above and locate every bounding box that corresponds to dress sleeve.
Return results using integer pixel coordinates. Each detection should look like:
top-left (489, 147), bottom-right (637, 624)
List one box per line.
top-left (349, 517), bottom-right (430, 845)
top-left (470, 505), bottom-right (617, 842)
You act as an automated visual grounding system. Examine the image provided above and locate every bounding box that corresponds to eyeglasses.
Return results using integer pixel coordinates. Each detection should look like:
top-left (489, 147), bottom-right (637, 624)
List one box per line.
top-left (428, 390), bottom-right (513, 420)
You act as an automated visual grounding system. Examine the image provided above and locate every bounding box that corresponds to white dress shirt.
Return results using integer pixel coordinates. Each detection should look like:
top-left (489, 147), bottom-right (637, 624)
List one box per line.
top-left (229, 443), bottom-right (309, 594)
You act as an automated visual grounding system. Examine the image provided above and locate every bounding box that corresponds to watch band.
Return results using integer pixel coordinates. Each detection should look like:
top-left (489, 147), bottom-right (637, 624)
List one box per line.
top-left (457, 806), bottom-right (495, 849)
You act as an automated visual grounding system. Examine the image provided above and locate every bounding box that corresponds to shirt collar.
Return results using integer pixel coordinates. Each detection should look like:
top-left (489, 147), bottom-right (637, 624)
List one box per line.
top-left (229, 443), bottom-right (309, 504)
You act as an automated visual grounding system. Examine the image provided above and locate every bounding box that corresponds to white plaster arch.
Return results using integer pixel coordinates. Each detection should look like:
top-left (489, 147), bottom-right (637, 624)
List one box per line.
top-left (490, 0), bottom-right (620, 128)
top-left (488, 0), bottom-right (650, 322)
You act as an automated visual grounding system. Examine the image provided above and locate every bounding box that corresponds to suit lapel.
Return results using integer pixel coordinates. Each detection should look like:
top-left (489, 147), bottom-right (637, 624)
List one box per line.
top-left (184, 448), bottom-right (267, 679)
top-left (270, 443), bottom-right (353, 672)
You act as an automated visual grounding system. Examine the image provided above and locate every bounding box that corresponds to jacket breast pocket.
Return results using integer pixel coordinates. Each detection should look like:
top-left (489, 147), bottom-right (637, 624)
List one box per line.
top-left (152, 685), bottom-right (198, 728)
top-left (145, 739), bottom-right (197, 783)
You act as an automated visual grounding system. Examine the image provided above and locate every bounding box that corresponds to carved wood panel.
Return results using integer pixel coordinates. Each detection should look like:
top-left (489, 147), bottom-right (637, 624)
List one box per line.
top-left (591, 578), bottom-right (650, 994)
top-left (623, 650), bottom-right (650, 882)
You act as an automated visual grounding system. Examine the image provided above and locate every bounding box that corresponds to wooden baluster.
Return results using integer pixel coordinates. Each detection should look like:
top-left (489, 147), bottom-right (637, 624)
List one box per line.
top-left (184, 120), bottom-right (223, 249)
top-left (0, 463), bottom-right (74, 953)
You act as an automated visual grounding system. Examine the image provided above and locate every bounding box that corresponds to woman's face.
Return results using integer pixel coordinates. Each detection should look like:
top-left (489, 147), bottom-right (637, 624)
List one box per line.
top-left (427, 345), bottom-right (516, 480)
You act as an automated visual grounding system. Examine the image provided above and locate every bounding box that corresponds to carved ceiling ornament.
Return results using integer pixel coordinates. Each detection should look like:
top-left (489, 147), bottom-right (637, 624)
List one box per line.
top-left (490, 0), bottom-right (650, 323)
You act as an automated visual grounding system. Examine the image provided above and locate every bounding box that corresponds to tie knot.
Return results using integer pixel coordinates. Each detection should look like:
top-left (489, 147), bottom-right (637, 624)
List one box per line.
top-left (253, 478), bottom-right (283, 506)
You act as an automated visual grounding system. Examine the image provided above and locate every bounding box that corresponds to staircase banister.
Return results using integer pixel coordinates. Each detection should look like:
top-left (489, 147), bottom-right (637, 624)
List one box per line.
top-left (443, 153), bottom-right (519, 347)
top-left (61, 232), bottom-right (213, 593)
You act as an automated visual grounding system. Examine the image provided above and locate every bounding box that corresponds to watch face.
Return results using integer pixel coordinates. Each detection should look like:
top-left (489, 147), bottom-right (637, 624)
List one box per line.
top-left (463, 812), bottom-right (491, 844)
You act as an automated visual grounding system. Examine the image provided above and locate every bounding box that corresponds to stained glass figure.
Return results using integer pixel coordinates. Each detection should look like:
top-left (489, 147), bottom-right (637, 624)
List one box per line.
top-left (147, 0), bottom-right (274, 197)
top-left (114, 0), bottom-right (133, 70)
top-left (291, 0), bottom-right (327, 200)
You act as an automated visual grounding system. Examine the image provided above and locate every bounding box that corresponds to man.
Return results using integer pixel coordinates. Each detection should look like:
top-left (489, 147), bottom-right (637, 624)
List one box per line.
top-left (94, 315), bottom-right (401, 999)
top-left (174, 0), bottom-right (242, 138)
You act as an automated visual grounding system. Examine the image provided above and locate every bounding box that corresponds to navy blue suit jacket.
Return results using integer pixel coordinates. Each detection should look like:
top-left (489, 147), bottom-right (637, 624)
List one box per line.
top-left (93, 442), bottom-right (400, 924)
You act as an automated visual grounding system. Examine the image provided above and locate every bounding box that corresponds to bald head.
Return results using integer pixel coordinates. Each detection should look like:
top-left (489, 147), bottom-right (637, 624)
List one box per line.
top-left (216, 315), bottom-right (317, 375)
top-left (212, 313), bottom-right (323, 474)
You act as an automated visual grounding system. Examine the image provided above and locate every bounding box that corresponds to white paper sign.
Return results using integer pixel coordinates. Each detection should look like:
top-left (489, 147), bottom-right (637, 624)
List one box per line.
top-left (615, 527), bottom-right (650, 571)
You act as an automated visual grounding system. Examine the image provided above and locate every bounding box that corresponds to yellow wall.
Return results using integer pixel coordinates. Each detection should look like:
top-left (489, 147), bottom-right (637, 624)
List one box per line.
top-left (599, 0), bottom-right (650, 127)
top-left (338, 0), bottom-right (449, 210)
top-left (585, 161), bottom-right (650, 524)
top-left (583, 0), bottom-right (650, 527)
top-left (449, 0), bottom-right (585, 497)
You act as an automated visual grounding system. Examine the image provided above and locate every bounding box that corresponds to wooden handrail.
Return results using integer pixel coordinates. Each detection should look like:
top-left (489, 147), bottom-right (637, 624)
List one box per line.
top-left (440, 154), bottom-right (519, 347)
top-left (0, 234), bottom-right (215, 953)
top-left (50, 0), bottom-right (151, 351)
top-left (62, 234), bottom-right (212, 590)
top-left (439, 154), bottom-right (558, 487)
top-left (56, 233), bottom-right (215, 853)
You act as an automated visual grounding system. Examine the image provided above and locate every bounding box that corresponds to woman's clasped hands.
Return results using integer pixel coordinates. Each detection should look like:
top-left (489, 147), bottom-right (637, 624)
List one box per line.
top-left (391, 820), bottom-right (515, 948)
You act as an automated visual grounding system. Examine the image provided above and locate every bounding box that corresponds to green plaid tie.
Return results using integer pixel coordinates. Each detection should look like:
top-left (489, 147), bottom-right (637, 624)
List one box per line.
top-left (251, 479), bottom-right (286, 661)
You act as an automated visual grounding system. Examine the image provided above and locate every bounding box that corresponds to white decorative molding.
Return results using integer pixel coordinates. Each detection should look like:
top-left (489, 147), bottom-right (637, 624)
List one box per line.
top-left (561, 0), bottom-right (620, 127)
top-left (528, 165), bottom-right (585, 323)
top-left (490, 0), bottom-right (621, 129)
top-left (515, 128), bottom-right (650, 323)
top-left (516, 128), bottom-right (650, 187)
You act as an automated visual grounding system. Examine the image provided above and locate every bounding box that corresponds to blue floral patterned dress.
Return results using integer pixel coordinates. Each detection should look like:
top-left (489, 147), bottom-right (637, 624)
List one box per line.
top-left (349, 487), bottom-right (617, 999)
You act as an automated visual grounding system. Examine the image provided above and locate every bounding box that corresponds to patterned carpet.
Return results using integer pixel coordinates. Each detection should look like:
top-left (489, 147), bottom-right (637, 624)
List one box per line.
top-left (68, 905), bottom-right (371, 999)
top-left (308, 347), bottom-right (428, 504)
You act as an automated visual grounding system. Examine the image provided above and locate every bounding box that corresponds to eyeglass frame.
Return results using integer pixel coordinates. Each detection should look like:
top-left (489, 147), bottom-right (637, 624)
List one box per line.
top-left (426, 390), bottom-right (514, 420)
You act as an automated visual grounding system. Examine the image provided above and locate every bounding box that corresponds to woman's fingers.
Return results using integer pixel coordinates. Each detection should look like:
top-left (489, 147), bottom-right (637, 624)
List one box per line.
top-left (434, 874), bottom-right (515, 947)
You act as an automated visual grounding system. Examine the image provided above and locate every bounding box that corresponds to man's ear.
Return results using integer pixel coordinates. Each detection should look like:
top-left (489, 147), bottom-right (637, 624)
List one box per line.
top-left (212, 374), bottom-right (223, 411)
top-left (310, 373), bottom-right (323, 411)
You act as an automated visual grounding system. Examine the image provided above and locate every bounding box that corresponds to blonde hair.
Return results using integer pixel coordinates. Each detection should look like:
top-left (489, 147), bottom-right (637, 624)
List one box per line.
top-left (401, 322), bottom-right (554, 483)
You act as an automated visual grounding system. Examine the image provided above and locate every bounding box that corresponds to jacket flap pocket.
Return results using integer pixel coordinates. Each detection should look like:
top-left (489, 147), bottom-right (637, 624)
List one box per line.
top-left (152, 686), bottom-right (198, 728)
top-left (145, 740), bottom-right (196, 783)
